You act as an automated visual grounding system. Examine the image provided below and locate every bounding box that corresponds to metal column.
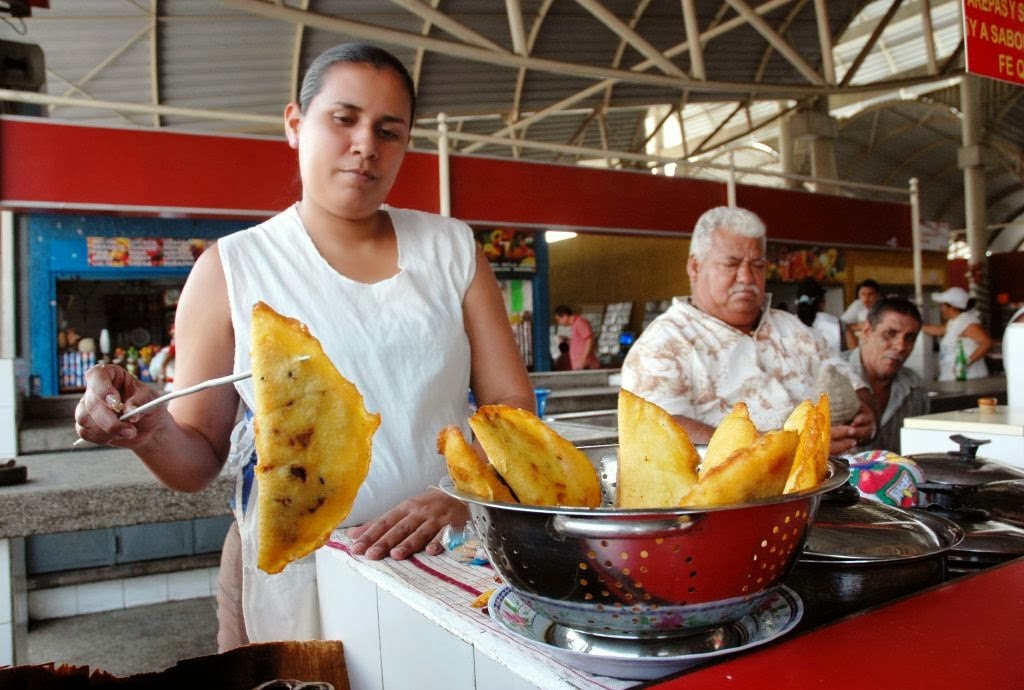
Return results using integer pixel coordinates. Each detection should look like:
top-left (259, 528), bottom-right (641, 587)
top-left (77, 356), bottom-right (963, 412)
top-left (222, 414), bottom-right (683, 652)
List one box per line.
top-left (959, 75), bottom-right (988, 321)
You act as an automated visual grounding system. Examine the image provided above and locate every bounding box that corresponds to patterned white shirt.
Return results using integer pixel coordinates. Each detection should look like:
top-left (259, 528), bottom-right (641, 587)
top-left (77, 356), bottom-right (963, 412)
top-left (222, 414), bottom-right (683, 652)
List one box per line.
top-left (621, 296), bottom-right (865, 431)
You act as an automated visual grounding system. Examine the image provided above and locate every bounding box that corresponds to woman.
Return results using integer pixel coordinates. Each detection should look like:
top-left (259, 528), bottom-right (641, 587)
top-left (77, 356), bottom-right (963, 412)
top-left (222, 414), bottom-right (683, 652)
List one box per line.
top-left (74, 43), bottom-right (535, 647)
top-left (795, 277), bottom-right (842, 354)
top-left (922, 286), bottom-right (992, 381)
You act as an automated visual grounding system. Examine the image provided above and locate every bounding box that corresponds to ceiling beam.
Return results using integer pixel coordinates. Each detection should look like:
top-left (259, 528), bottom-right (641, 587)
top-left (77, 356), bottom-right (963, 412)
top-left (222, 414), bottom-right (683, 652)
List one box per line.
top-left (504, 0), bottom-right (528, 55)
top-left (288, 0), bottom-right (311, 104)
top-left (681, 0), bottom-right (706, 80)
top-left (723, 0), bottom-right (826, 85)
top-left (600, 0), bottom-right (655, 119)
top-left (840, 0), bottom-right (905, 87)
top-left (812, 0), bottom-right (835, 84)
top-left (574, 0), bottom-right (685, 77)
top-left (0, 88), bottom-right (281, 126)
top-left (216, 0), bottom-right (946, 99)
top-left (919, 0), bottom-right (939, 75)
top-left (387, 0), bottom-right (508, 52)
top-left (148, 1), bottom-right (161, 128)
top-left (464, 0), bottom-right (922, 152)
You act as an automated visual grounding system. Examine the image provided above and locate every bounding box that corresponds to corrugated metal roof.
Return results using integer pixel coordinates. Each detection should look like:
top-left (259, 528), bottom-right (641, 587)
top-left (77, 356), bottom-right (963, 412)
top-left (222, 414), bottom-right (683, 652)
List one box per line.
top-left (0, 0), bottom-right (1020, 252)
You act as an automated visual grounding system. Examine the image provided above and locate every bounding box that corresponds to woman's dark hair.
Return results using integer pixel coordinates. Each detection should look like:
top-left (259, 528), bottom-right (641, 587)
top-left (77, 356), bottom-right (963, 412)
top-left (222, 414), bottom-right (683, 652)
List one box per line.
top-left (795, 278), bottom-right (824, 328)
top-left (299, 42), bottom-right (417, 121)
top-left (866, 296), bottom-right (922, 328)
top-left (554, 304), bottom-right (574, 317)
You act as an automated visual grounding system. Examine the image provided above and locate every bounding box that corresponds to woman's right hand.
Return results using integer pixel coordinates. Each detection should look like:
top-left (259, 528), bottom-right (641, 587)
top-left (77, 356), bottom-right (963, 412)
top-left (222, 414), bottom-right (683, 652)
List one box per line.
top-left (75, 363), bottom-right (163, 448)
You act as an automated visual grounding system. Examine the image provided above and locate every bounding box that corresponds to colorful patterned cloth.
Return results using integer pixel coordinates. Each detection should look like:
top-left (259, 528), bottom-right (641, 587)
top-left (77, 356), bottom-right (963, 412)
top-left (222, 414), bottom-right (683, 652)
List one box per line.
top-left (846, 449), bottom-right (925, 507)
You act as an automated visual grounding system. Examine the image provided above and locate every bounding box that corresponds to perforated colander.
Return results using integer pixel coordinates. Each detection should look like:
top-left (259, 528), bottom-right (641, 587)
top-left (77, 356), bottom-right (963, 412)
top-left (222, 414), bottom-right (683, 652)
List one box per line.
top-left (440, 445), bottom-right (848, 638)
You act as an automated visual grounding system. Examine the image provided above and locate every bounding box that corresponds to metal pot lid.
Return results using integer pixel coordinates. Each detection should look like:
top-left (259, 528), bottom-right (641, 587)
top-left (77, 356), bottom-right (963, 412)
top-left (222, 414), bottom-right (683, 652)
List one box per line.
top-left (802, 493), bottom-right (958, 563)
top-left (905, 434), bottom-right (1024, 487)
top-left (953, 521), bottom-right (1024, 556)
top-left (960, 480), bottom-right (1024, 528)
top-left (912, 505), bottom-right (1024, 556)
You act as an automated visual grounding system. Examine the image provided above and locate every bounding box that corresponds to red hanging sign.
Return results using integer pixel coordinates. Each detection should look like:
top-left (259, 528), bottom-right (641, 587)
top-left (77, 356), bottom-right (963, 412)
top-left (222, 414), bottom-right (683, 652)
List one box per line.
top-left (963, 0), bottom-right (1024, 86)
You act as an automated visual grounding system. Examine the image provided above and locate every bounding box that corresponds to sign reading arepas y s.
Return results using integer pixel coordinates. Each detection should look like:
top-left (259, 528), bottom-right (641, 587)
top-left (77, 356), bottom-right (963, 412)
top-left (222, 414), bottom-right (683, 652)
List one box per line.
top-left (963, 0), bottom-right (1024, 86)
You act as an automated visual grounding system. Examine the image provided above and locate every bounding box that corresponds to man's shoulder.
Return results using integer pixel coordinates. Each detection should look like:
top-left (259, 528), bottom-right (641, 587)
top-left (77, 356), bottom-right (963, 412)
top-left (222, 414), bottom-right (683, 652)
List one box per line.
top-left (840, 301), bottom-right (864, 324)
top-left (764, 308), bottom-right (811, 333)
top-left (896, 364), bottom-right (926, 389)
top-left (386, 206), bottom-right (473, 236)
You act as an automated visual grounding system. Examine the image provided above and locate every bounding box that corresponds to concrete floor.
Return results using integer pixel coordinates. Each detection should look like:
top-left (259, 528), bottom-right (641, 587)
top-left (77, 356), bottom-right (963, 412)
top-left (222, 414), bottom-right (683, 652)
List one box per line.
top-left (26, 597), bottom-right (219, 677)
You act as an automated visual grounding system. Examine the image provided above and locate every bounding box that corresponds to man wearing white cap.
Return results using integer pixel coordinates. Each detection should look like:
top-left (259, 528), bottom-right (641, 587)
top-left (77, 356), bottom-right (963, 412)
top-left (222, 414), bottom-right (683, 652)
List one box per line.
top-left (922, 286), bottom-right (993, 381)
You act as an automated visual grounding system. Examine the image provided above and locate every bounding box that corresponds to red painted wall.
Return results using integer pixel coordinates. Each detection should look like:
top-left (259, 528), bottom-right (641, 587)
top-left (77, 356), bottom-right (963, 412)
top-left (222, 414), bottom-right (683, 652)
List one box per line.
top-left (0, 117), bottom-right (913, 247)
top-left (988, 252), bottom-right (1024, 302)
top-left (738, 184), bottom-right (913, 248)
top-left (449, 154), bottom-right (725, 233)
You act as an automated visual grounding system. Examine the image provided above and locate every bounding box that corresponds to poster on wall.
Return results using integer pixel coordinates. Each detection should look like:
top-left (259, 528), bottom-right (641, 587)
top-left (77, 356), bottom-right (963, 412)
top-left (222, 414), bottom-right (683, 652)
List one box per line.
top-left (87, 237), bottom-right (210, 267)
top-left (919, 220), bottom-right (952, 252)
top-left (474, 227), bottom-right (536, 274)
top-left (765, 244), bottom-right (846, 283)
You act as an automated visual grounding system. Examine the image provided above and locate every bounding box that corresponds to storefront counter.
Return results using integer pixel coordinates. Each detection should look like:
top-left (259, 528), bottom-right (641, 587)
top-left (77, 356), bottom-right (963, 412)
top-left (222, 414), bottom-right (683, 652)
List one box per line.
top-left (926, 375), bottom-right (1007, 412)
top-left (0, 448), bottom-right (233, 667)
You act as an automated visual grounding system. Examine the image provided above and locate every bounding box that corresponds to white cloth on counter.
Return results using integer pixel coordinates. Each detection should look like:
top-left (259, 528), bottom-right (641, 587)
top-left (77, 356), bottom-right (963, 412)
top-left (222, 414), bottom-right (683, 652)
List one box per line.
top-left (319, 533), bottom-right (639, 690)
top-left (621, 296), bottom-right (865, 432)
top-left (217, 203), bottom-right (478, 643)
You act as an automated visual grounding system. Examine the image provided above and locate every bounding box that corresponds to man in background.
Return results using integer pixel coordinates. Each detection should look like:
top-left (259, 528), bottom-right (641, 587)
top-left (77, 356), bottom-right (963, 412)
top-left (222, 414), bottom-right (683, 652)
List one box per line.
top-left (554, 304), bottom-right (600, 370)
top-left (844, 297), bottom-right (928, 452)
top-left (841, 278), bottom-right (880, 350)
top-left (621, 206), bottom-right (875, 455)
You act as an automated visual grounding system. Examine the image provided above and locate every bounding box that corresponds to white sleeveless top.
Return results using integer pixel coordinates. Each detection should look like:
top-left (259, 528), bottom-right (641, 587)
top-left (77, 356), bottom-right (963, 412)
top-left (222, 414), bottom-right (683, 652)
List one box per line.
top-left (937, 310), bottom-right (989, 382)
top-left (218, 204), bottom-right (476, 525)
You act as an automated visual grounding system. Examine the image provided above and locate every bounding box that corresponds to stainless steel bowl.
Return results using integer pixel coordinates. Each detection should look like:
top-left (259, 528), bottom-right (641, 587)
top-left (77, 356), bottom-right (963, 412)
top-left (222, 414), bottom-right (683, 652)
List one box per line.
top-left (439, 444), bottom-right (849, 638)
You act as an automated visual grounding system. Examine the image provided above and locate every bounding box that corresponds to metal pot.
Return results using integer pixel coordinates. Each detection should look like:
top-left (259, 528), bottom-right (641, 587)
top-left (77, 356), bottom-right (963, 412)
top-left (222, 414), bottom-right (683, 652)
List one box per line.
top-left (905, 434), bottom-right (1024, 508)
top-left (784, 484), bottom-right (964, 626)
top-left (959, 479), bottom-right (1024, 528)
top-left (917, 503), bottom-right (1024, 576)
top-left (440, 445), bottom-right (849, 638)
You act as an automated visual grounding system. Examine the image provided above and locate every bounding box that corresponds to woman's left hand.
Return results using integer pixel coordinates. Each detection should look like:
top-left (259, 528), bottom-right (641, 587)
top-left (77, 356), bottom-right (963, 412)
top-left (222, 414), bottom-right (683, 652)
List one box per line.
top-left (347, 488), bottom-right (470, 561)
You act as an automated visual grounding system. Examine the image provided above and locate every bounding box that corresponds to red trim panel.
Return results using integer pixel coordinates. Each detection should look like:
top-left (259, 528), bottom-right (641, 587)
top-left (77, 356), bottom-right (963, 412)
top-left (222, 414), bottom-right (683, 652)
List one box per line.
top-left (2, 118), bottom-right (913, 247)
top-left (650, 559), bottom-right (1024, 689)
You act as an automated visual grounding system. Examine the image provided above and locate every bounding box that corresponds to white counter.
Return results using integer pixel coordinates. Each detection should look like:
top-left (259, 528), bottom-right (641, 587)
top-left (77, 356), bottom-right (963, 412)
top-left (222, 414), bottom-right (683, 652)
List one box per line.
top-left (316, 535), bottom-right (639, 690)
top-left (901, 405), bottom-right (1024, 470)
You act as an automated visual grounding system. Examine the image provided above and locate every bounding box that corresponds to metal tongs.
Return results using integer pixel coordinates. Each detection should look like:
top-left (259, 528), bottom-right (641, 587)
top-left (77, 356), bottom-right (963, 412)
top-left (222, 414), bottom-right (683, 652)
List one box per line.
top-left (114, 369), bottom-right (256, 420)
top-left (73, 355), bottom-right (309, 447)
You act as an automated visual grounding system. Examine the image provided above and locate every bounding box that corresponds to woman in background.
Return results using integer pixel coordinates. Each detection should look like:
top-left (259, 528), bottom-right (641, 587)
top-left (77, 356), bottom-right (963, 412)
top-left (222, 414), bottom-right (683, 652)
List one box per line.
top-left (796, 277), bottom-right (842, 353)
top-left (923, 286), bottom-right (992, 381)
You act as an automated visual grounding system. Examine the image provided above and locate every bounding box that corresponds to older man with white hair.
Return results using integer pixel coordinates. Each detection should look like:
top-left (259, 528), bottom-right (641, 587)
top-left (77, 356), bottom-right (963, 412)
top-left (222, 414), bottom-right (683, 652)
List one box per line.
top-left (621, 206), bottom-right (876, 455)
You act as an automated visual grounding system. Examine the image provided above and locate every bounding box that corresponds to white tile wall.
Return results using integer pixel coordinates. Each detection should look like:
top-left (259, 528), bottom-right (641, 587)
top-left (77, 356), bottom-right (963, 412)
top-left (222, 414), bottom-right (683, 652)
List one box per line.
top-left (0, 621), bottom-right (11, 668)
top-left (27, 566), bottom-right (219, 621)
top-left (0, 359), bottom-right (14, 407)
top-left (0, 359), bottom-right (15, 458)
top-left (0, 538), bottom-right (10, 667)
top-left (0, 539), bottom-right (10, 627)
top-left (123, 574), bottom-right (169, 608)
top-left (28, 586), bottom-right (77, 620)
top-left (76, 580), bottom-right (125, 615)
top-left (167, 568), bottom-right (213, 601)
